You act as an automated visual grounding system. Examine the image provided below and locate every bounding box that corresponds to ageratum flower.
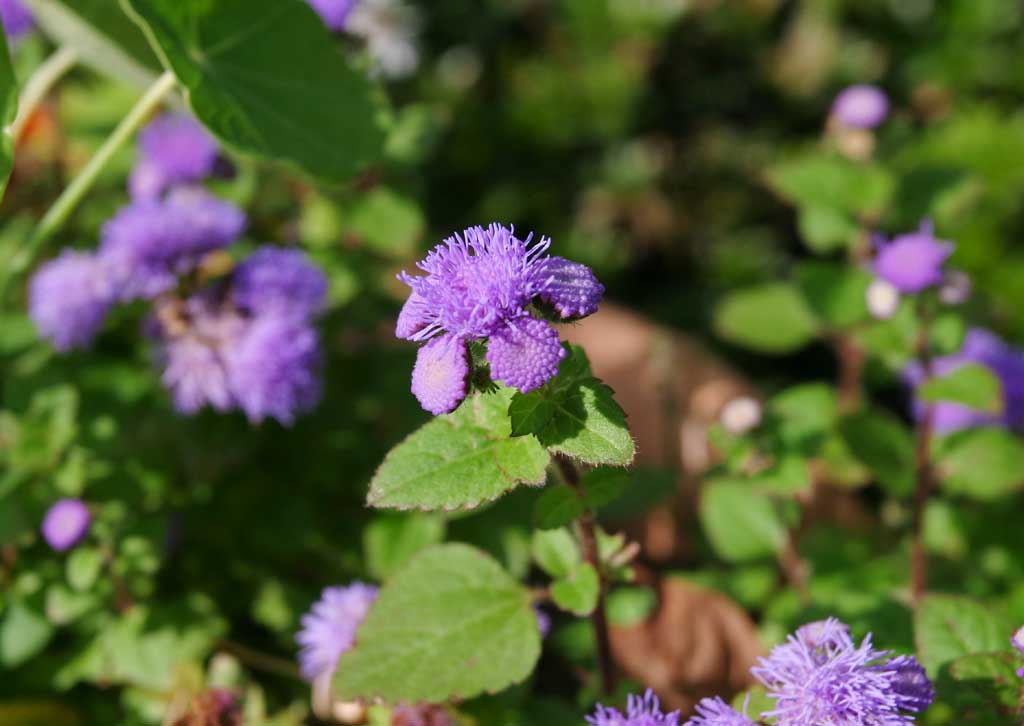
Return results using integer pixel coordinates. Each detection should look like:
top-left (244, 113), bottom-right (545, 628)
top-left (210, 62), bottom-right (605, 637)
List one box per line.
top-left (41, 498), bottom-right (91, 551)
top-left (396, 223), bottom-right (603, 414)
top-left (904, 328), bottom-right (1024, 433)
top-left (129, 113), bottom-right (221, 200)
top-left (1012, 626), bottom-right (1024, 677)
top-left (684, 698), bottom-right (755, 726)
top-left (232, 247), bottom-right (328, 318)
top-left (872, 221), bottom-right (953, 294)
top-left (305, 0), bottom-right (357, 31)
top-left (587, 689), bottom-right (680, 726)
top-left (296, 583), bottom-right (378, 682)
top-left (29, 250), bottom-right (115, 351)
top-left (831, 85), bottom-right (889, 129)
top-left (0, 0), bottom-right (34, 40)
top-left (752, 618), bottom-right (933, 726)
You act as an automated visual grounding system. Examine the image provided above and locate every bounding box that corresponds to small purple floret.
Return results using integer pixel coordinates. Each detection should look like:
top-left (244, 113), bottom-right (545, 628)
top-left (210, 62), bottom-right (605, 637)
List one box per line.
top-left (29, 251), bottom-right (114, 351)
top-left (831, 84), bottom-right (889, 129)
top-left (684, 697), bottom-right (755, 726)
top-left (41, 498), bottom-right (91, 551)
top-left (587, 689), bottom-right (680, 726)
top-left (296, 582), bottom-right (378, 682)
top-left (872, 221), bottom-right (953, 294)
top-left (129, 113), bottom-right (220, 200)
top-left (305, 0), bottom-right (358, 31)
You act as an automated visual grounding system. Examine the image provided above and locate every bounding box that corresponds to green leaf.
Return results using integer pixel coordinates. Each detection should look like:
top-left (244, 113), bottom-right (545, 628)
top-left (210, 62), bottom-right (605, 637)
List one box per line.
top-left (699, 478), bottom-right (785, 563)
top-left (368, 388), bottom-right (550, 511)
top-left (769, 382), bottom-right (838, 450)
top-left (509, 348), bottom-right (635, 466)
top-left (606, 586), bottom-right (657, 626)
top-left (944, 651), bottom-right (1021, 713)
top-left (363, 513), bottom-right (446, 581)
top-left (0, 602), bottom-right (54, 666)
top-left (123, 0), bottom-right (386, 181)
top-left (751, 455), bottom-right (811, 497)
top-left (838, 409), bottom-right (915, 496)
top-left (796, 205), bottom-right (859, 252)
top-left (346, 187), bottom-right (424, 260)
top-left (551, 563), bottom-right (599, 616)
top-left (935, 428), bottom-right (1024, 500)
top-left (914, 595), bottom-right (1011, 675)
top-left (0, 25), bottom-right (15, 201)
top-left (532, 485), bottom-right (584, 530)
top-left (767, 154), bottom-right (894, 218)
top-left (581, 467), bottom-right (630, 508)
top-left (531, 528), bottom-right (580, 578)
top-left (66, 547), bottom-right (103, 592)
top-left (920, 364), bottom-right (1003, 414)
top-left (714, 283), bottom-right (820, 354)
top-left (27, 0), bottom-right (161, 86)
top-left (334, 544), bottom-right (541, 704)
top-left (794, 262), bottom-right (871, 328)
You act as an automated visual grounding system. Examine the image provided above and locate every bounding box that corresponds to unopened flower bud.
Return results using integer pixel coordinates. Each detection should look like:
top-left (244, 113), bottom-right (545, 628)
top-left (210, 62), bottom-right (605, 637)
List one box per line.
top-left (720, 396), bottom-right (762, 435)
top-left (866, 278), bottom-right (901, 320)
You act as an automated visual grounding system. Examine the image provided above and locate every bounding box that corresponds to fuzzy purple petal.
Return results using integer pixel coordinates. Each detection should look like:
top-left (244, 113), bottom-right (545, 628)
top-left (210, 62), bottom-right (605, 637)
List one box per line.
top-left (684, 697), bottom-right (755, 726)
top-left (131, 113), bottom-right (219, 199)
top-left (29, 251), bottom-right (115, 351)
top-left (587, 689), bottom-right (680, 726)
top-left (232, 246), bottom-right (327, 318)
top-left (296, 583), bottom-right (378, 682)
top-left (410, 334), bottom-right (469, 415)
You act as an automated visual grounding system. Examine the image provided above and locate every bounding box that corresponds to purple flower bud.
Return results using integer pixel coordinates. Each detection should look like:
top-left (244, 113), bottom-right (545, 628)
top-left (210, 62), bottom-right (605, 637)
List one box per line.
top-left (296, 583), bottom-right (378, 682)
top-left (232, 247), bottom-right (328, 318)
top-left (305, 0), bottom-right (357, 31)
top-left (684, 697), bottom-right (755, 726)
top-left (41, 498), bottom-right (91, 551)
top-left (485, 316), bottom-right (566, 393)
top-left (29, 251), bottom-right (115, 351)
top-left (0, 0), bottom-right (34, 40)
top-left (831, 84), bottom-right (889, 129)
top-left (872, 221), bottom-right (953, 294)
top-left (587, 689), bottom-right (680, 726)
top-left (410, 334), bottom-right (470, 415)
top-left (130, 113), bottom-right (220, 200)
top-left (538, 256), bottom-right (605, 319)
top-left (534, 605), bottom-right (551, 638)
top-left (1012, 625), bottom-right (1024, 677)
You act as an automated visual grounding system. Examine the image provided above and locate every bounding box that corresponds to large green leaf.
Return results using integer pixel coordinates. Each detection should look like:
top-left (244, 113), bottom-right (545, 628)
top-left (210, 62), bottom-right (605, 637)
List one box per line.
top-left (794, 261), bottom-right (871, 328)
top-left (27, 0), bottom-right (161, 86)
top-left (0, 26), bottom-right (15, 201)
top-left (838, 409), bottom-right (915, 496)
top-left (699, 478), bottom-right (785, 563)
top-left (920, 363), bottom-right (1003, 414)
top-left (122, 0), bottom-right (386, 181)
top-left (334, 544), bottom-right (541, 703)
top-left (767, 154), bottom-right (894, 218)
top-left (714, 283), bottom-right (820, 354)
top-left (0, 602), bottom-right (53, 667)
top-left (368, 388), bottom-right (550, 511)
top-left (914, 595), bottom-right (1011, 676)
top-left (935, 428), bottom-right (1024, 500)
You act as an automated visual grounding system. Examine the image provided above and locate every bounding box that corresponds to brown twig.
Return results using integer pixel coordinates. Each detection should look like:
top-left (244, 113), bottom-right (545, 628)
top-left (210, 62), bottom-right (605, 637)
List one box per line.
top-left (834, 333), bottom-right (866, 413)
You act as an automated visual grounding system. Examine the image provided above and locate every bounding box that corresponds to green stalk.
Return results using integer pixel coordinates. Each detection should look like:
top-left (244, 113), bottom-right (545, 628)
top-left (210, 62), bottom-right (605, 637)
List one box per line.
top-left (9, 45), bottom-right (78, 141)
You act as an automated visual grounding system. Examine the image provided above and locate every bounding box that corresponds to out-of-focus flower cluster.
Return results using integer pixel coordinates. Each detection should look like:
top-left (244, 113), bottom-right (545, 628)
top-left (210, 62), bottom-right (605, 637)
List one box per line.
top-left (305, 0), bottom-right (420, 79)
top-left (29, 114), bottom-right (327, 426)
top-left (0, 0), bottom-right (34, 42)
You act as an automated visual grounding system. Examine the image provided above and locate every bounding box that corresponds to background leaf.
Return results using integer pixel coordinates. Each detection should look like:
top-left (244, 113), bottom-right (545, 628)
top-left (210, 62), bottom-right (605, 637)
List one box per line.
top-left (935, 428), bottom-right (1024, 500)
top-left (714, 283), bottom-right (820, 354)
top-left (914, 595), bottom-right (1011, 675)
top-left (699, 478), bottom-right (786, 563)
top-left (551, 562), bottom-right (599, 616)
top-left (920, 364), bottom-right (1003, 414)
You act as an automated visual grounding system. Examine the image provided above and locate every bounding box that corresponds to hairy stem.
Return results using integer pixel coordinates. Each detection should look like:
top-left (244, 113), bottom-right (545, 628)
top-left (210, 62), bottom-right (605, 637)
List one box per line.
top-left (556, 455), bottom-right (615, 695)
top-left (911, 324), bottom-right (935, 607)
top-left (9, 46), bottom-right (78, 141)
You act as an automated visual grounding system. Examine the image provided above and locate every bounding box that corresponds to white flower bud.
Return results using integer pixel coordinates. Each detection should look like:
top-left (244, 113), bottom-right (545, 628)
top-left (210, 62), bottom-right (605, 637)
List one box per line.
top-left (866, 278), bottom-right (900, 320)
top-left (720, 396), bottom-right (762, 435)
top-left (939, 270), bottom-right (971, 306)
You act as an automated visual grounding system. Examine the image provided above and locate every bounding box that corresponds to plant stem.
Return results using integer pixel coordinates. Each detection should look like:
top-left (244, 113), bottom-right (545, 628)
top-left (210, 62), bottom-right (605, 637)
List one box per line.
top-left (9, 45), bottom-right (78, 141)
top-left (4, 70), bottom-right (177, 297)
top-left (219, 639), bottom-right (301, 680)
top-left (555, 455), bottom-right (615, 695)
top-left (834, 333), bottom-right (866, 412)
top-left (911, 324), bottom-right (935, 607)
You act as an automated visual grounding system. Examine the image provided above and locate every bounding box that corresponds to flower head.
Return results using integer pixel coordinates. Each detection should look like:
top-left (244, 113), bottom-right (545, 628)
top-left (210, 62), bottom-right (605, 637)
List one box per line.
top-left (684, 697), bottom-right (755, 726)
top-left (129, 113), bottom-right (220, 200)
top-left (306, 0), bottom-right (357, 31)
top-left (752, 617), bottom-right (933, 726)
top-left (1012, 625), bottom-right (1024, 677)
top-left (587, 689), bottom-right (680, 726)
top-left (0, 0), bottom-right (33, 40)
top-left (232, 247), bottom-right (328, 318)
top-left (872, 221), bottom-right (953, 294)
top-left (41, 498), bottom-right (91, 551)
top-left (831, 85), bottom-right (889, 129)
top-left (29, 251), bottom-right (115, 351)
top-left (296, 583), bottom-right (378, 682)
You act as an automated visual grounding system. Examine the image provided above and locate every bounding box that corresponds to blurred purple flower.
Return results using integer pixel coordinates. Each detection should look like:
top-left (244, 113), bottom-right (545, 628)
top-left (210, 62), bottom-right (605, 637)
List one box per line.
top-left (534, 605), bottom-right (550, 638)
top-left (305, 0), bottom-right (357, 31)
top-left (41, 498), bottom-right (91, 551)
top-left (684, 697), bottom-right (755, 726)
top-left (831, 84), bottom-right (889, 129)
top-left (587, 689), bottom-right (680, 726)
top-left (1012, 626), bottom-right (1024, 677)
top-left (296, 582), bottom-right (378, 682)
top-left (872, 221), bottom-right (953, 294)
top-left (129, 113), bottom-right (220, 200)
top-left (232, 246), bottom-right (328, 318)
top-left (751, 617), bottom-right (933, 725)
top-left (905, 328), bottom-right (1024, 433)
top-left (29, 251), bottom-right (115, 351)
top-left (0, 0), bottom-right (33, 40)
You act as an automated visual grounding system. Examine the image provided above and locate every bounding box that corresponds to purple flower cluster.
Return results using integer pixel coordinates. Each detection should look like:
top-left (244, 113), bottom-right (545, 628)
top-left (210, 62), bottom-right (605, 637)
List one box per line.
top-left (872, 221), bottom-right (954, 295)
top-left (0, 0), bottom-right (34, 41)
top-left (305, 0), bottom-right (358, 31)
top-left (29, 113), bottom-right (327, 426)
top-left (41, 498), bottom-right (91, 551)
top-left (831, 85), bottom-right (889, 129)
top-left (587, 690), bottom-right (680, 726)
top-left (396, 223), bottom-right (604, 414)
top-left (905, 328), bottom-right (1024, 433)
top-left (296, 582), bottom-right (379, 682)
top-left (684, 697), bottom-right (754, 726)
top-left (1012, 625), bottom-right (1024, 677)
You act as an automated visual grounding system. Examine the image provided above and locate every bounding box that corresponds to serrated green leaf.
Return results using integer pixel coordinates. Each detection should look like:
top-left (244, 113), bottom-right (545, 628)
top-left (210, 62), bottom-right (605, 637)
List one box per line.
top-left (532, 485), bottom-right (584, 530)
top-left (368, 389), bottom-right (550, 511)
top-left (920, 363), bottom-right (1003, 414)
top-left (551, 562), bottom-right (599, 616)
top-left (714, 283), bottom-right (820, 354)
top-left (838, 409), bottom-right (915, 496)
top-left (123, 0), bottom-right (386, 181)
top-left (0, 25), bottom-right (15, 201)
top-left (66, 547), bottom-right (103, 592)
top-left (699, 478), bottom-right (785, 563)
top-left (914, 595), bottom-right (1011, 675)
top-left (795, 261), bottom-right (871, 328)
top-left (334, 544), bottom-right (541, 704)
top-left (935, 428), bottom-right (1024, 500)
top-left (531, 528), bottom-right (580, 578)
top-left (363, 513), bottom-right (446, 581)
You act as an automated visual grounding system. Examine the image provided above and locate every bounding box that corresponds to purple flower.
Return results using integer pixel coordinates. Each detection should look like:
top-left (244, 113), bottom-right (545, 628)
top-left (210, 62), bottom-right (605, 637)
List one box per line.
top-left (41, 499), bottom-right (91, 551)
top-left (684, 698), bottom-right (755, 726)
top-left (751, 617), bottom-right (933, 725)
top-left (296, 583), bottom-right (378, 682)
top-left (396, 223), bottom-right (602, 414)
top-left (0, 0), bottom-right (34, 40)
top-left (905, 328), bottom-right (1024, 433)
top-left (225, 312), bottom-right (321, 426)
top-left (129, 113), bottom-right (220, 200)
top-left (305, 0), bottom-right (357, 31)
top-left (872, 221), bottom-right (953, 294)
top-left (831, 85), bottom-right (889, 129)
top-left (29, 251), bottom-right (115, 351)
top-left (232, 247), bottom-right (328, 318)
top-left (587, 689), bottom-right (680, 726)
top-left (1012, 625), bottom-right (1024, 678)
top-left (534, 605), bottom-right (551, 639)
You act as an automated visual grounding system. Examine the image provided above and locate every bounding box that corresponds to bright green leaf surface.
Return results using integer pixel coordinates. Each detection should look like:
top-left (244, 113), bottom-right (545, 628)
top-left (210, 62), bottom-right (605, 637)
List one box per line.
top-left (714, 283), bottom-right (820, 354)
top-left (936, 428), bottom-right (1024, 500)
top-left (699, 478), bottom-right (785, 562)
top-left (914, 595), bottom-right (1011, 675)
top-left (920, 363), bottom-right (1003, 414)
top-left (531, 528), bottom-right (580, 578)
top-left (551, 562), bottom-right (599, 616)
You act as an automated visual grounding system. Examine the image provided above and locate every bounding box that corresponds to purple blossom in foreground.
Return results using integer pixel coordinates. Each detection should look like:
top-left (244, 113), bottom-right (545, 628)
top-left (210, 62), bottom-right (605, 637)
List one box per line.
top-left (831, 84), bottom-right (889, 129)
top-left (41, 499), bottom-right (91, 551)
top-left (232, 247), bottom-right (328, 318)
top-left (872, 221), bottom-right (953, 294)
top-left (296, 582), bottom-right (378, 682)
top-left (29, 251), bottom-right (115, 351)
top-left (1012, 626), bottom-right (1024, 677)
top-left (396, 223), bottom-right (603, 414)
top-left (904, 328), bottom-right (1024, 433)
top-left (129, 113), bottom-right (220, 200)
top-left (752, 618), bottom-right (933, 726)
top-left (305, 0), bottom-right (357, 31)
top-left (0, 0), bottom-right (33, 40)
top-left (587, 689), bottom-right (680, 726)
top-left (684, 697), bottom-right (755, 726)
